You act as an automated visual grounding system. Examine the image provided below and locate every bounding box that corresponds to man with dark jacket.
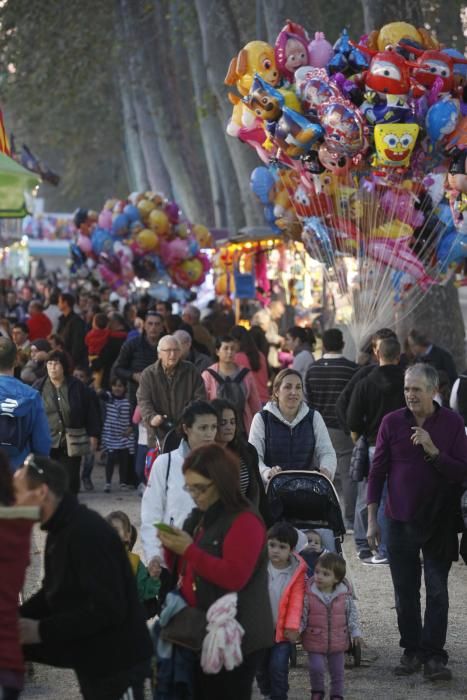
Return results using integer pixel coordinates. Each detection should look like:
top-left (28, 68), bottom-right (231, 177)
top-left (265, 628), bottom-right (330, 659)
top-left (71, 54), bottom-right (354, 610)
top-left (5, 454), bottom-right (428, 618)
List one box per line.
top-left (407, 329), bottom-right (457, 389)
top-left (16, 455), bottom-right (153, 700)
top-left (305, 328), bottom-right (358, 529)
top-left (347, 336), bottom-right (405, 564)
top-left (114, 311), bottom-right (165, 408)
top-left (57, 293), bottom-right (87, 368)
top-left (137, 335), bottom-right (207, 446)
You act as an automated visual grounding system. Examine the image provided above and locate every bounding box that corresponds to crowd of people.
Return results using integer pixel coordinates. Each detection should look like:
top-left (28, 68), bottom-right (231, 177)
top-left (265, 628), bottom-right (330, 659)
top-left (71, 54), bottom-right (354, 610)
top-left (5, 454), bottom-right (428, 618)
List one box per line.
top-left (1, 276), bottom-right (467, 700)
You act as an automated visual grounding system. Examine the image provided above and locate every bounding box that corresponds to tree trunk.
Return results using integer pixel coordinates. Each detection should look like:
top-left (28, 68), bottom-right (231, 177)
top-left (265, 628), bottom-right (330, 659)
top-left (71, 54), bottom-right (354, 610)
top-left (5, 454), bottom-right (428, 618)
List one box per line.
top-left (361, 0), bottom-right (423, 33)
top-left (422, 0), bottom-right (464, 51)
top-left (117, 0), bottom-right (173, 197)
top-left (178, 2), bottom-right (243, 230)
top-left (396, 280), bottom-right (465, 371)
top-left (194, 0), bottom-right (264, 228)
top-left (116, 72), bottom-right (149, 193)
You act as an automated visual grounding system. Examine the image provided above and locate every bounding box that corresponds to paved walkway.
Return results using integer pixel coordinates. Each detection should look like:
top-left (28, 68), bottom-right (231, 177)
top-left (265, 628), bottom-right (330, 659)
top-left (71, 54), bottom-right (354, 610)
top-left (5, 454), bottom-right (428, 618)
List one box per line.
top-left (22, 464), bottom-right (467, 699)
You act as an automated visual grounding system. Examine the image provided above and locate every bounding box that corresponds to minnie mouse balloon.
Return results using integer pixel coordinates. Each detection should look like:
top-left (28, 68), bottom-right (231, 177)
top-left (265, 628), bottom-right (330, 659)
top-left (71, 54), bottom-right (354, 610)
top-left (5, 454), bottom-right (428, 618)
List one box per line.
top-left (318, 98), bottom-right (366, 156)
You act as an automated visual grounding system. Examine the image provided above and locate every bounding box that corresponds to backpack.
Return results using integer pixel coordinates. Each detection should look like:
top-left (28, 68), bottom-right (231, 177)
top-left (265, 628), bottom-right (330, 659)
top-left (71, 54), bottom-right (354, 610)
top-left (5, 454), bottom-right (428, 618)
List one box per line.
top-left (206, 367), bottom-right (250, 414)
top-left (0, 397), bottom-right (27, 458)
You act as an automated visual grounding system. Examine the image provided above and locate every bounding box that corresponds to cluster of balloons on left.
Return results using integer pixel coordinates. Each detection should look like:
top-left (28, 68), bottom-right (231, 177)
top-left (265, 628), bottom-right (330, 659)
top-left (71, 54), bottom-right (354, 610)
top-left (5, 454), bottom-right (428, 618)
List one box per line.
top-left (70, 192), bottom-right (213, 299)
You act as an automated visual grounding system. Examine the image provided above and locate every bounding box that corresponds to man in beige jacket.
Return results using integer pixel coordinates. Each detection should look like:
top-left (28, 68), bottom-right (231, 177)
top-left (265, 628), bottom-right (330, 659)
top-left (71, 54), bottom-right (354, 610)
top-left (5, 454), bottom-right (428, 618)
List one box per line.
top-left (136, 335), bottom-right (206, 447)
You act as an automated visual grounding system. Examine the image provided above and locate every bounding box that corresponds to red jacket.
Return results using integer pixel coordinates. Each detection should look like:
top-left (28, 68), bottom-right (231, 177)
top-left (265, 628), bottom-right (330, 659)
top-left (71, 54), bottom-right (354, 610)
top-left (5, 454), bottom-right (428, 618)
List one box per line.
top-left (275, 551), bottom-right (307, 642)
top-left (0, 515), bottom-right (34, 675)
top-left (27, 313), bottom-right (52, 342)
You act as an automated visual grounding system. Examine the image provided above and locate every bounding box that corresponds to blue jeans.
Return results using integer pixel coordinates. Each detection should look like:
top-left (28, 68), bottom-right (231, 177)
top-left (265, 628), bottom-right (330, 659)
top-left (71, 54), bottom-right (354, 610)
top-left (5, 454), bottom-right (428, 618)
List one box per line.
top-left (134, 444), bottom-right (148, 484)
top-left (81, 453), bottom-right (94, 480)
top-left (256, 641), bottom-right (291, 700)
top-left (387, 518), bottom-right (451, 663)
top-left (354, 447), bottom-right (389, 556)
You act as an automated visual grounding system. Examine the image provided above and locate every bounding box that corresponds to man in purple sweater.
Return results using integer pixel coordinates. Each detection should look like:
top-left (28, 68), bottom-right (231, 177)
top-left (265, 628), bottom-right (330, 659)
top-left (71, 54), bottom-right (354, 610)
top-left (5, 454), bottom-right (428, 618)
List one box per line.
top-left (367, 363), bottom-right (467, 682)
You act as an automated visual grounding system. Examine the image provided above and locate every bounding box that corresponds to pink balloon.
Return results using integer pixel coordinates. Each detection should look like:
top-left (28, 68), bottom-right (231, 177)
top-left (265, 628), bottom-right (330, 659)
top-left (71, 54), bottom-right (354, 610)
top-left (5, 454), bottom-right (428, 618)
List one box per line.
top-left (98, 210), bottom-right (113, 231)
top-left (160, 238), bottom-right (189, 266)
top-left (77, 234), bottom-right (92, 254)
top-left (367, 238), bottom-right (434, 290)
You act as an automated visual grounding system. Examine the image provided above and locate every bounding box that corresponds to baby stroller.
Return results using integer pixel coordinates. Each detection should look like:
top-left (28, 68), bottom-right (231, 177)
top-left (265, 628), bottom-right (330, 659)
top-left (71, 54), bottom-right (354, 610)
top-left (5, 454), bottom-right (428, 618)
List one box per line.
top-left (266, 470), bottom-right (360, 667)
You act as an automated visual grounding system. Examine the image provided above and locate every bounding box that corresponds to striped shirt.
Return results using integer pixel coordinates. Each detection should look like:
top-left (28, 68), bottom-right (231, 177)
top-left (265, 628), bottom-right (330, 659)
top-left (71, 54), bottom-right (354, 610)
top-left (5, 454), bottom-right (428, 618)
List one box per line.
top-left (239, 459), bottom-right (250, 495)
top-left (101, 395), bottom-right (134, 451)
top-left (305, 355), bottom-right (358, 429)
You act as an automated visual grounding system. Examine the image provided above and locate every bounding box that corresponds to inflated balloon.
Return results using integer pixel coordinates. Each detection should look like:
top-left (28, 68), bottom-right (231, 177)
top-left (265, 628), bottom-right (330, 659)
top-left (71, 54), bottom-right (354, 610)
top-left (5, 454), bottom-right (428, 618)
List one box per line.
top-left (425, 99), bottom-right (460, 143)
top-left (373, 124), bottom-right (419, 167)
top-left (175, 222), bottom-right (189, 239)
top-left (77, 233), bottom-right (92, 255)
top-left (97, 209), bottom-right (113, 231)
top-left (91, 228), bottom-right (114, 256)
top-left (367, 238), bottom-right (434, 290)
top-left (318, 143), bottom-right (351, 174)
top-left (379, 189), bottom-right (425, 229)
top-left (372, 22), bottom-right (425, 52)
top-left (148, 209), bottom-right (169, 235)
top-left (192, 224), bottom-right (212, 247)
top-left (274, 19), bottom-right (310, 83)
top-left (250, 167), bottom-right (275, 204)
top-left (164, 201), bottom-right (180, 224)
top-left (302, 216), bottom-right (334, 266)
top-left (137, 198), bottom-right (155, 221)
top-left (137, 228), bottom-right (159, 252)
top-left (443, 48), bottom-right (467, 80)
top-left (318, 98), bottom-right (366, 156)
top-left (296, 69), bottom-right (341, 116)
top-left (245, 75), bottom-right (324, 159)
top-left (225, 40), bottom-right (279, 96)
top-left (170, 257), bottom-right (205, 288)
top-left (123, 204), bottom-right (141, 224)
top-left (160, 238), bottom-right (189, 266)
top-left (308, 32), bottom-right (333, 69)
top-left (111, 213), bottom-right (130, 237)
top-left (328, 28), bottom-right (368, 75)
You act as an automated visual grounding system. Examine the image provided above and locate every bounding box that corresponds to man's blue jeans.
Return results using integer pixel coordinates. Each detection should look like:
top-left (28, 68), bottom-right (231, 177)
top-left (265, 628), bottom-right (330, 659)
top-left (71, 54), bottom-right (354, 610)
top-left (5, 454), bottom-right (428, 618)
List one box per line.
top-left (387, 518), bottom-right (451, 663)
top-left (256, 641), bottom-right (291, 700)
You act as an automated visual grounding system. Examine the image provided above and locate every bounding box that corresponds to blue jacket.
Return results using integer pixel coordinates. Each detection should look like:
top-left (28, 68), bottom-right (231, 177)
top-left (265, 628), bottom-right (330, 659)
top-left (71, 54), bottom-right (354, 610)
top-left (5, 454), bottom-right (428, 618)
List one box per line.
top-left (0, 375), bottom-right (51, 470)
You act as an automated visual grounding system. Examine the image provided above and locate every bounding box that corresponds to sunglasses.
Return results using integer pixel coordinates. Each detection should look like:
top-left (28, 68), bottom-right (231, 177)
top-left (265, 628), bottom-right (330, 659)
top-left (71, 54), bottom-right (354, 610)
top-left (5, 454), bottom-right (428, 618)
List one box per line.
top-left (25, 455), bottom-right (45, 476)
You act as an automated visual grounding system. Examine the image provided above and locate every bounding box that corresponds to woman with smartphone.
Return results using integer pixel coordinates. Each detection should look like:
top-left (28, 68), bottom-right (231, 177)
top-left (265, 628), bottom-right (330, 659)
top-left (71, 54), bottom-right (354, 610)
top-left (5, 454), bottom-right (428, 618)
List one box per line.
top-left (158, 443), bottom-right (273, 700)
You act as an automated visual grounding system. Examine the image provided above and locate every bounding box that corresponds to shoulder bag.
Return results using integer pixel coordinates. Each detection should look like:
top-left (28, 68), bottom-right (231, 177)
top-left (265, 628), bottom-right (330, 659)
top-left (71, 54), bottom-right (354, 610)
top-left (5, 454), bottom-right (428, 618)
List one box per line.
top-left (52, 388), bottom-right (90, 457)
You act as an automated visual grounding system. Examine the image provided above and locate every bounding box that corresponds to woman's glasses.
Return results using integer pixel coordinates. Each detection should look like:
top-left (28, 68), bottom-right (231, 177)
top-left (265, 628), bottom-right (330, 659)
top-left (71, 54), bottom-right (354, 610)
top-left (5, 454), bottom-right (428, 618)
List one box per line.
top-left (183, 482), bottom-right (213, 497)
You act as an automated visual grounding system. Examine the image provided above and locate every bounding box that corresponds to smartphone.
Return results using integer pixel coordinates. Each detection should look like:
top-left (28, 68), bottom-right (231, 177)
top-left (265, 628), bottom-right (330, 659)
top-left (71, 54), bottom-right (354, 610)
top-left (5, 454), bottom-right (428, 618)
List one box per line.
top-left (153, 522), bottom-right (176, 534)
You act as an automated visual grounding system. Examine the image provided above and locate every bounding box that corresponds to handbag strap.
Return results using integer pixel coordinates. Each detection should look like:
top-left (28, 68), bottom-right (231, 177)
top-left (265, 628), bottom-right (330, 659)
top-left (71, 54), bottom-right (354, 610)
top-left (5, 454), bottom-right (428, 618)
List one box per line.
top-left (51, 384), bottom-right (67, 430)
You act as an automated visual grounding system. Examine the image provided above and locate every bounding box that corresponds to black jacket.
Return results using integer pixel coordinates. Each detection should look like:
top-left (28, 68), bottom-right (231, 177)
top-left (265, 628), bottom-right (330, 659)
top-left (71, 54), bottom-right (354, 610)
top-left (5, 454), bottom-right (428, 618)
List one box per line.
top-left (114, 334), bottom-right (158, 406)
top-left (36, 376), bottom-right (102, 438)
top-left (20, 494), bottom-right (152, 679)
top-left (346, 365), bottom-right (405, 445)
top-left (418, 345), bottom-right (458, 387)
top-left (236, 441), bottom-right (272, 527)
top-left (91, 333), bottom-right (127, 390)
top-left (57, 312), bottom-right (87, 367)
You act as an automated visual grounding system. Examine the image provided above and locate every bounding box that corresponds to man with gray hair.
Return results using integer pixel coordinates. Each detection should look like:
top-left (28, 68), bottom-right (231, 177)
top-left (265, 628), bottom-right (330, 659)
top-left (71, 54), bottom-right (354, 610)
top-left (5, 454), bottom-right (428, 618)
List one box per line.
top-left (136, 335), bottom-right (206, 446)
top-left (173, 329), bottom-right (212, 373)
top-left (181, 303), bottom-right (215, 356)
top-left (367, 363), bottom-right (467, 682)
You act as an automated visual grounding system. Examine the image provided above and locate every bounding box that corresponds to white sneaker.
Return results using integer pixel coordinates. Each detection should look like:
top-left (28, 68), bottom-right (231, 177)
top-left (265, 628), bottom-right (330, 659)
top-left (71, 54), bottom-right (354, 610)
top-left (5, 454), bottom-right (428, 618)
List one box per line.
top-left (104, 483), bottom-right (111, 493)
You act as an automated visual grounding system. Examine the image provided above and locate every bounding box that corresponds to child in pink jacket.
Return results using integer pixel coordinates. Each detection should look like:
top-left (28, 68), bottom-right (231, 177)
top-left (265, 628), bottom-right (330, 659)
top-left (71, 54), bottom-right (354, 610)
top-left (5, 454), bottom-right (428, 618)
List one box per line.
top-left (256, 522), bottom-right (307, 700)
top-left (302, 552), bottom-right (362, 700)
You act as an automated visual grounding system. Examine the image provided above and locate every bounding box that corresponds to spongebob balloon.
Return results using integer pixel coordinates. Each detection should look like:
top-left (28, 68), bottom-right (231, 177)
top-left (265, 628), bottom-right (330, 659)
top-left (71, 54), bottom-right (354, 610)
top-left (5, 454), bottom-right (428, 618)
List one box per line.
top-left (373, 124), bottom-right (419, 168)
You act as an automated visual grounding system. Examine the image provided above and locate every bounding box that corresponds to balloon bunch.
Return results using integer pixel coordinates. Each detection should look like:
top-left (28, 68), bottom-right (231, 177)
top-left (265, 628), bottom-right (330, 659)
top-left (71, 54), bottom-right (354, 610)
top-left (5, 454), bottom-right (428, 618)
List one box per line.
top-left (70, 192), bottom-right (212, 297)
top-left (225, 19), bottom-right (467, 333)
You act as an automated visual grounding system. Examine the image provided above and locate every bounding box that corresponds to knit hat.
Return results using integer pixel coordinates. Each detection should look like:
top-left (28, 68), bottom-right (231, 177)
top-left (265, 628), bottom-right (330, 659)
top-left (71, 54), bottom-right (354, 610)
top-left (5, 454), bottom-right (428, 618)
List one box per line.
top-left (31, 338), bottom-right (51, 353)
